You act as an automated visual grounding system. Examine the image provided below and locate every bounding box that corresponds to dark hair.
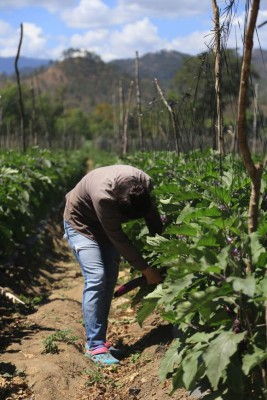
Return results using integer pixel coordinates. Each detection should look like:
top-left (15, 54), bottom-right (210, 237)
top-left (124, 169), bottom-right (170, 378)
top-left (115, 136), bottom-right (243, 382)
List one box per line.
top-left (114, 179), bottom-right (151, 219)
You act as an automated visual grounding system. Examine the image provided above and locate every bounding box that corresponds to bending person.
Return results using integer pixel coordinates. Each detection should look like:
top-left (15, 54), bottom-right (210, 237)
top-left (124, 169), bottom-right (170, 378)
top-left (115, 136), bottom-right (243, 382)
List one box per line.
top-left (63, 164), bottom-right (163, 365)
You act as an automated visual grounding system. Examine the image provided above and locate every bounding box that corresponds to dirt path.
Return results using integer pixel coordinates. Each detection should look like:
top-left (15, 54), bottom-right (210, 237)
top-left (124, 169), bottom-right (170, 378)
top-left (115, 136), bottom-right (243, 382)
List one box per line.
top-left (0, 223), bottom-right (199, 400)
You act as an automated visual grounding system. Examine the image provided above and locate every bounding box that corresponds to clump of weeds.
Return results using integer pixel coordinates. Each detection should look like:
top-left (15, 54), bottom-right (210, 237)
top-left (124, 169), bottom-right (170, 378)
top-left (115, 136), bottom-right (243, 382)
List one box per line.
top-left (42, 329), bottom-right (79, 354)
top-left (84, 364), bottom-right (118, 387)
top-left (129, 351), bottom-right (142, 363)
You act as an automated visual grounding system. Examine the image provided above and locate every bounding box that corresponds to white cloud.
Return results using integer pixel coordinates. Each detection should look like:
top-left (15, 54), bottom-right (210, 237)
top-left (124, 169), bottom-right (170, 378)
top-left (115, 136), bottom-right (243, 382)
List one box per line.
top-left (0, 1), bottom-right (266, 61)
top-left (116, 0), bottom-right (211, 18)
top-left (70, 29), bottom-right (110, 56)
top-left (47, 44), bottom-right (68, 60)
top-left (62, 0), bottom-right (111, 29)
top-left (256, 11), bottom-right (267, 48)
top-left (22, 23), bottom-right (47, 55)
top-left (61, 0), bottom-right (213, 30)
top-left (113, 18), bottom-right (158, 44)
top-left (70, 20), bottom-right (169, 61)
top-left (220, 9), bottom-right (267, 51)
top-left (169, 30), bottom-right (213, 55)
top-left (0, 19), bottom-right (13, 35)
top-left (69, 18), bottom-right (167, 61)
top-left (0, 26), bottom-right (19, 57)
top-left (0, 0), bottom-right (75, 12)
top-left (0, 22), bottom-right (47, 57)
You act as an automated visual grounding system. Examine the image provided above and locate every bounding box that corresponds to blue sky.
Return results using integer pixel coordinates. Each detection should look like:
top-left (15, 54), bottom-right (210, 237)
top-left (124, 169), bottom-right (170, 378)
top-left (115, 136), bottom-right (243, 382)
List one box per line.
top-left (0, 1), bottom-right (266, 61)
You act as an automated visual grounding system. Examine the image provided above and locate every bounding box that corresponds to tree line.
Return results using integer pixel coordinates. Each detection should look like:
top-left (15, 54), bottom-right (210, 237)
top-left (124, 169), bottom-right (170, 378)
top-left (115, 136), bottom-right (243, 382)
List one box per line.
top-left (0, 3), bottom-right (266, 156)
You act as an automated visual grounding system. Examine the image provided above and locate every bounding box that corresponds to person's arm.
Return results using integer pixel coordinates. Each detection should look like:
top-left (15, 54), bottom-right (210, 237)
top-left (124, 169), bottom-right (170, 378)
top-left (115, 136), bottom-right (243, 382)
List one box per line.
top-left (141, 267), bottom-right (163, 284)
top-left (94, 199), bottom-right (150, 271)
top-left (138, 171), bottom-right (163, 236)
top-left (144, 198), bottom-right (163, 236)
top-left (92, 200), bottom-right (162, 284)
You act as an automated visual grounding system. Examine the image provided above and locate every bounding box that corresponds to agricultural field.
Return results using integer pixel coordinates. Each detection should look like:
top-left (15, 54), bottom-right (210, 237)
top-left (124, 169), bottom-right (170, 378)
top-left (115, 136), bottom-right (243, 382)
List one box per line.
top-left (121, 150), bottom-right (267, 399)
top-left (0, 147), bottom-right (89, 260)
top-left (0, 1), bottom-right (266, 399)
top-left (0, 148), bottom-right (266, 400)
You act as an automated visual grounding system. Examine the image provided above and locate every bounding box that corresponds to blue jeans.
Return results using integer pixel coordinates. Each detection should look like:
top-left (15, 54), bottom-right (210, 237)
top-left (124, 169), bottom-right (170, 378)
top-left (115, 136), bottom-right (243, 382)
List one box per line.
top-left (63, 221), bottom-right (120, 349)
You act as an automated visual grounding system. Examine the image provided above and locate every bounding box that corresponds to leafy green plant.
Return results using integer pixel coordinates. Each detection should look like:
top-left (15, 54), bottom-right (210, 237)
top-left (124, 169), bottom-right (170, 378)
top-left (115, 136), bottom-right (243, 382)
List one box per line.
top-left (18, 294), bottom-right (44, 309)
top-left (118, 150), bottom-right (267, 400)
top-left (0, 146), bottom-right (88, 258)
top-left (42, 329), bottom-right (79, 354)
top-left (130, 351), bottom-right (142, 364)
top-left (84, 365), bottom-right (112, 386)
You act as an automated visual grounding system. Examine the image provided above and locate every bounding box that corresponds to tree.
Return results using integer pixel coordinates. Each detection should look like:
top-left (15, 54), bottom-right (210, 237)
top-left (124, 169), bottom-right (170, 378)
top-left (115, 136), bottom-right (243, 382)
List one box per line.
top-left (62, 48), bottom-right (102, 63)
top-left (236, 0), bottom-right (265, 238)
top-left (55, 108), bottom-right (91, 148)
top-left (89, 102), bottom-right (114, 138)
top-left (170, 50), bottom-right (258, 141)
top-left (36, 92), bottom-right (64, 148)
top-left (0, 83), bottom-right (32, 148)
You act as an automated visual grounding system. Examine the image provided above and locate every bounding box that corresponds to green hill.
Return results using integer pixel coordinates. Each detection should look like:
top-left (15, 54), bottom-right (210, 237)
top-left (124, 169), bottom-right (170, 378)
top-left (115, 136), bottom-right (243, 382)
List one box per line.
top-left (109, 49), bottom-right (188, 86)
top-left (0, 48), bottom-right (266, 115)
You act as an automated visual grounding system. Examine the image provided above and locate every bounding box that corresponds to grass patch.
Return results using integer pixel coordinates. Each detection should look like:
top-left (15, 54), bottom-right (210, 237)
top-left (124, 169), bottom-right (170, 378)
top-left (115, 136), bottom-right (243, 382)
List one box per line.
top-left (42, 329), bottom-right (79, 354)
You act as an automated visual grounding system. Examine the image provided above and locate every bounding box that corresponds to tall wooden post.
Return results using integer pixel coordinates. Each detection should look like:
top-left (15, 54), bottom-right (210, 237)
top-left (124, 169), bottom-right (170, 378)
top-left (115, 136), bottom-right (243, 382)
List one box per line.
top-left (154, 79), bottom-right (180, 154)
top-left (119, 80), bottom-right (124, 154)
top-left (212, 0), bottom-right (225, 155)
top-left (122, 80), bottom-right (134, 155)
top-left (31, 81), bottom-right (38, 146)
top-left (135, 51), bottom-right (144, 151)
top-left (15, 23), bottom-right (26, 152)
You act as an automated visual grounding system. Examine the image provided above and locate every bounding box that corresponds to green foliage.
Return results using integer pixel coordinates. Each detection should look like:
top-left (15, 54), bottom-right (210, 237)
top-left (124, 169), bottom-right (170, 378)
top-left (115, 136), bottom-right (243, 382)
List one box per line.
top-left (42, 329), bottom-right (79, 354)
top-left (0, 82), bottom-right (91, 149)
top-left (169, 50), bottom-right (259, 139)
top-left (0, 146), bottom-right (88, 257)
top-left (1, 83), bottom-right (32, 127)
top-left (118, 150), bottom-right (267, 399)
top-left (84, 365), bottom-right (110, 386)
top-left (55, 107), bottom-right (91, 140)
top-left (172, 50), bottom-right (243, 106)
top-left (129, 351), bottom-right (142, 364)
top-left (1, 49), bottom-right (266, 153)
top-left (89, 102), bottom-right (114, 138)
top-left (19, 294), bottom-right (44, 306)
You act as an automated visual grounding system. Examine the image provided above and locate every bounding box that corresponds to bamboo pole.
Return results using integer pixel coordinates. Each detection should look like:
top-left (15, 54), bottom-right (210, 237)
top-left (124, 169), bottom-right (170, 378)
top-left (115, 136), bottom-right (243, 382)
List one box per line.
top-left (14, 23), bottom-right (26, 152)
top-left (135, 51), bottom-right (144, 151)
top-left (212, 0), bottom-right (225, 155)
top-left (119, 80), bottom-right (124, 154)
top-left (30, 81), bottom-right (38, 146)
top-left (154, 78), bottom-right (180, 154)
top-left (123, 80), bottom-right (134, 156)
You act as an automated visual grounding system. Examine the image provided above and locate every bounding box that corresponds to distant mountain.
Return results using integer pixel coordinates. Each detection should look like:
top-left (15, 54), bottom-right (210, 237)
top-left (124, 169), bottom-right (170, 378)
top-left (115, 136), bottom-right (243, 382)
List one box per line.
top-left (25, 50), bottom-right (188, 113)
top-left (22, 54), bottom-right (132, 113)
top-left (0, 56), bottom-right (53, 76)
top-left (0, 48), bottom-right (266, 114)
top-left (109, 49), bottom-right (189, 85)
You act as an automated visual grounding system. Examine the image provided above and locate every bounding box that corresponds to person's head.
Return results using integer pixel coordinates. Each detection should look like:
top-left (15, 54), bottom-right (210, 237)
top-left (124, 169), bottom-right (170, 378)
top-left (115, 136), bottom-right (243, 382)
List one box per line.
top-left (113, 178), bottom-right (152, 219)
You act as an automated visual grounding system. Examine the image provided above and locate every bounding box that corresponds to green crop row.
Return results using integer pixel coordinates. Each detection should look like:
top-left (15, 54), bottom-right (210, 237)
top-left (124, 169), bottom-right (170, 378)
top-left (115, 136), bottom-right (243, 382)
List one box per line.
top-left (117, 150), bottom-right (267, 400)
top-left (0, 145), bottom-right (89, 257)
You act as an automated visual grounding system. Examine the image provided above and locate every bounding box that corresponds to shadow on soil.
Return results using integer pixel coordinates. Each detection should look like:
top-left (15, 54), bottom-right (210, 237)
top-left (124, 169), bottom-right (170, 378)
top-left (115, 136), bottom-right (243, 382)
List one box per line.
top-left (117, 322), bottom-right (174, 360)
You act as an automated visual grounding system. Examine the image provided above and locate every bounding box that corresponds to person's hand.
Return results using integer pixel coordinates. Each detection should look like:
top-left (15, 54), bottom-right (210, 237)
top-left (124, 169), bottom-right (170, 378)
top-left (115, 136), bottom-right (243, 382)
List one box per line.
top-left (142, 267), bottom-right (163, 285)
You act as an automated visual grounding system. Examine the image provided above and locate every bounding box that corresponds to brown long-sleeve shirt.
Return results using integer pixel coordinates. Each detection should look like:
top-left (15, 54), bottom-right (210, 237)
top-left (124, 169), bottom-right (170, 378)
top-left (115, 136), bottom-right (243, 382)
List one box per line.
top-left (63, 165), bottom-right (163, 271)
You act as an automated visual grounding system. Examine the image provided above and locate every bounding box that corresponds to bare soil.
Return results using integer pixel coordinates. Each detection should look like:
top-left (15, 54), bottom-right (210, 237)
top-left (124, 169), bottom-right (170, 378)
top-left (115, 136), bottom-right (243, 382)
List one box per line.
top-left (0, 219), bottom-right (199, 400)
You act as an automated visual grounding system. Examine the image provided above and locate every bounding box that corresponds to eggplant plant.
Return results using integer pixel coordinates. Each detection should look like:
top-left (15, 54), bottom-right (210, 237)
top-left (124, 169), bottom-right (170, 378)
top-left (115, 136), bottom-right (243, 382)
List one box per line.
top-left (120, 150), bottom-right (267, 400)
